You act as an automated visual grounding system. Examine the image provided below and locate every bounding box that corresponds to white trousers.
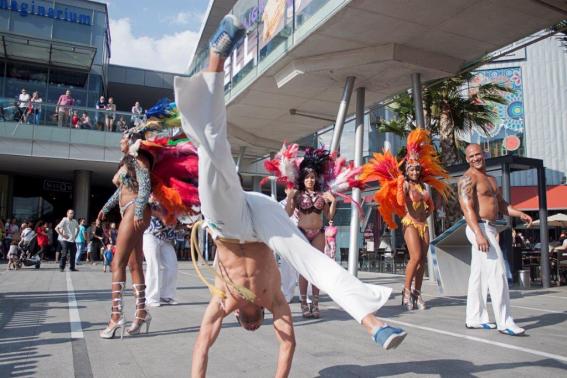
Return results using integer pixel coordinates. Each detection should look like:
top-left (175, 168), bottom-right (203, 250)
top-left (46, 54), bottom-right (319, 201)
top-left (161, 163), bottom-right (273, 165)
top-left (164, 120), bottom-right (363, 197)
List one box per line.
top-left (174, 72), bottom-right (391, 323)
top-left (465, 224), bottom-right (517, 330)
top-left (143, 234), bottom-right (178, 304)
top-left (279, 256), bottom-right (298, 303)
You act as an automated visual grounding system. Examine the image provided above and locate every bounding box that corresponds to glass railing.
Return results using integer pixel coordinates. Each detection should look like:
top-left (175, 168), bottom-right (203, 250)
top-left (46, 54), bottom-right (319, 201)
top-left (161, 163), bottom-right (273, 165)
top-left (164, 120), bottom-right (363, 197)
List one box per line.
top-left (0, 98), bottom-right (141, 132)
top-left (189, 0), bottom-right (349, 101)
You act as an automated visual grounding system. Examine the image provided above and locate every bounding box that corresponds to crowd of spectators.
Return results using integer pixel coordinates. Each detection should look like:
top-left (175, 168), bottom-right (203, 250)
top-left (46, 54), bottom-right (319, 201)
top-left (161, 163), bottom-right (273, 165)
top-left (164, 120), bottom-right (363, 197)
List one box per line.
top-left (7, 87), bottom-right (146, 132)
top-left (0, 214), bottom-right (197, 267)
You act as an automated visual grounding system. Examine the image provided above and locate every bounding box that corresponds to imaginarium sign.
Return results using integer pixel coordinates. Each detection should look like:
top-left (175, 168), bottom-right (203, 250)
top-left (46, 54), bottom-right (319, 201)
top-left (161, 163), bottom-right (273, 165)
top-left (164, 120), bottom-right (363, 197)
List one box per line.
top-left (0, 0), bottom-right (91, 25)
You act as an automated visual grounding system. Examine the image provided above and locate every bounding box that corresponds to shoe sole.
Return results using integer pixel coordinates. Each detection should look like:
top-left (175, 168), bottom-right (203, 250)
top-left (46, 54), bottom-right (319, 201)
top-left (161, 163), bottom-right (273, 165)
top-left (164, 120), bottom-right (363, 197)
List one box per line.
top-left (382, 331), bottom-right (407, 350)
top-left (498, 330), bottom-right (526, 336)
top-left (465, 323), bottom-right (496, 330)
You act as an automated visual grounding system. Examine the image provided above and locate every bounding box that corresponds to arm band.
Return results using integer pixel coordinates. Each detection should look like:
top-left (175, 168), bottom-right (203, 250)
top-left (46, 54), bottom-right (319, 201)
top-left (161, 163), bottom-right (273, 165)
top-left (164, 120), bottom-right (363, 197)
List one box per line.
top-left (134, 162), bottom-right (151, 220)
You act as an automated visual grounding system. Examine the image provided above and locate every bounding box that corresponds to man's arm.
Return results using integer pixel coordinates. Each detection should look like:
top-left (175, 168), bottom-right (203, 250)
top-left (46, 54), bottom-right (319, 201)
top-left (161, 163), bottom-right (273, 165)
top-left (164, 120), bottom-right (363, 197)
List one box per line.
top-left (55, 219), bottom-right (66, 239)
top-left (458, 174), bottom-right (489, 252)
top-left (191, 299), bottom-right (226, 378)
top-left (497, 192), bottom-right (533, 226)
top-left (271, 293), bottom-right (296, 378)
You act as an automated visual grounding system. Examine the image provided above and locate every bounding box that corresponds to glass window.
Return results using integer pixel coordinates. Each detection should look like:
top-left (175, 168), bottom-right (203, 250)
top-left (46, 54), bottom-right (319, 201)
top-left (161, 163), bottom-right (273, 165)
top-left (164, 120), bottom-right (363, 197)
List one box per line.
top-left (11, 13), bottom-right (52, 38)
top-left (52, 5), bottom-right (93, 45)
top-left (49, 68), bottom-right (88, 88)
top-left (295, 0), bottom-right (327, 29)
top-left (0, 8), bottom-right (9, 31)
top-left (5, 62), bottom-right (48, 100)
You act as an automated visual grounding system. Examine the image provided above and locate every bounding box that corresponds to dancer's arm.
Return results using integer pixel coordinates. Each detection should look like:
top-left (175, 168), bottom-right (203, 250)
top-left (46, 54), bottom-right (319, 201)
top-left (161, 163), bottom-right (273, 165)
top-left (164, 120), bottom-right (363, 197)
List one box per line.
top-left (323, 191), bottom-right (336, 221)
top-left (271, 293), bottom-right (296, 378)
top-left (285, 189), bottom-right (296, 217)
top-left (101, 189), bottom-right (120, 217)
top-left (133, 157), bottom-right (151, 222)
top-left (192, 299), bottom-right (226, 378)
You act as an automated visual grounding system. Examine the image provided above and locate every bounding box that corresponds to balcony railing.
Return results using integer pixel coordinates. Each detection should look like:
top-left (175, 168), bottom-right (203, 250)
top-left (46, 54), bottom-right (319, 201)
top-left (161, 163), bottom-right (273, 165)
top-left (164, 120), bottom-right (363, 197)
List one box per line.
top-left (188, 0), bottom-right (349, 102)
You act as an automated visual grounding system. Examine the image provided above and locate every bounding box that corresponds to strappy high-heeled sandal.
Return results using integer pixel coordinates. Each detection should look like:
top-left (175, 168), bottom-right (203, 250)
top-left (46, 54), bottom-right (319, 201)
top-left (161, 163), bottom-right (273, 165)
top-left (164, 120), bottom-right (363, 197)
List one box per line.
top-left (401, 287), bottom-right (414, 311)
top-left (412, 289), bottom-right (427, 310)
top-left (311, 295), bottom-right (320, 319)
top-left (300, 295), bottom-right (312, 318)
top-left (126, 283), bottom-right (152, 335)
top-left (100, 281), bottom-right (126, 339)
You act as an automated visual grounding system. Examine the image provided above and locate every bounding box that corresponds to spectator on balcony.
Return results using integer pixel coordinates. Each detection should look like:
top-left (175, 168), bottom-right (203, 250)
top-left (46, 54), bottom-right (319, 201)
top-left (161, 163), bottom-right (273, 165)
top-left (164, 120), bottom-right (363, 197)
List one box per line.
top-left (95, 96), bottom-right (106, 130)
top-left (71, 111), bottom-right (80, 128)
top-left (105, 97), bottom-right (116, 132)
top-left (56, 89), bottom-right (75, 127)
top-left (30, 91), bottom-right (43, 125)
top-left (80, 112), bottom-right (92, 129)
top-left (131, 101), bottom-right (143, 127)
top-left (18, 88), bottom-right (30, 122)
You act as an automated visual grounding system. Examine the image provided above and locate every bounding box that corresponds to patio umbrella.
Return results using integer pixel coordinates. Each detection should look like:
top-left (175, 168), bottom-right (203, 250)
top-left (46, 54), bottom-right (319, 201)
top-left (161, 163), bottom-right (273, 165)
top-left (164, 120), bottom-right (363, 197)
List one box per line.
top-left (531, 213), bottom-right (567, 228)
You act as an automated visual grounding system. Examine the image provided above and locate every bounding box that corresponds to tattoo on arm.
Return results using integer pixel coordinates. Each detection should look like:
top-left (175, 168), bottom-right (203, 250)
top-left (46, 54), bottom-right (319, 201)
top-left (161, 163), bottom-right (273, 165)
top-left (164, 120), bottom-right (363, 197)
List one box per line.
top-left (458, 175), bottom-right (473, 203)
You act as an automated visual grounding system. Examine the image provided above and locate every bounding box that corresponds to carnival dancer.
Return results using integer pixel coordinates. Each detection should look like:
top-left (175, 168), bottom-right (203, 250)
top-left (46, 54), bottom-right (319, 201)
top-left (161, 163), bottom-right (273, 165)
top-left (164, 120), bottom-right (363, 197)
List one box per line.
top-left (98, 103), bottom-right (200, 339)
top-left (458, 144), bottom-right (531, 335)
top-left (284, 149), bottom-right (336, 319)
top-left (360, 130), bottom-right (449, 311)
top-left (175, 14), bottom-right (406, 357)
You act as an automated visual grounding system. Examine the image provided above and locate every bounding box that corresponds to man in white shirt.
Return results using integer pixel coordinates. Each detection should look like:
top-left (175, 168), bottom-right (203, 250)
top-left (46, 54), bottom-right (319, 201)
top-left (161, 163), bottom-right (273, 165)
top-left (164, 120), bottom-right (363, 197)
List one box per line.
top-left (18, 88), bottom-right (30, 121)
top-left (56, 209), bottom-right (80, 272)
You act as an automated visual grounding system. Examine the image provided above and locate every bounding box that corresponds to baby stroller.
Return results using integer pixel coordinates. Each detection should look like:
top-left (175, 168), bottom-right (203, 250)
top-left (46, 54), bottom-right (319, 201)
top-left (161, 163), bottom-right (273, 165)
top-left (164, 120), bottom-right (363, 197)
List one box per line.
top-left (18, 231), bottom-right (41, 269)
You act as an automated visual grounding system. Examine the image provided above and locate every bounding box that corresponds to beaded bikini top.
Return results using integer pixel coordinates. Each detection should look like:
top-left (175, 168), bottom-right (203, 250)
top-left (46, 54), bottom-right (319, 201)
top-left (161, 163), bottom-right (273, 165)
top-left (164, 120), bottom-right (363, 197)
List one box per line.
top-left (295, 191), bottom-right (325, 214)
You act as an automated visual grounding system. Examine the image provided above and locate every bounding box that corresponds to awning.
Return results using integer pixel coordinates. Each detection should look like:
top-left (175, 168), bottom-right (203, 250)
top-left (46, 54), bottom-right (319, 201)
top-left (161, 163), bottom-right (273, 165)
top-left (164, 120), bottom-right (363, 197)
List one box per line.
top-left (511, 186), bottom-right (567, 211)
top-left (0, 32), bottom-right (96, 71)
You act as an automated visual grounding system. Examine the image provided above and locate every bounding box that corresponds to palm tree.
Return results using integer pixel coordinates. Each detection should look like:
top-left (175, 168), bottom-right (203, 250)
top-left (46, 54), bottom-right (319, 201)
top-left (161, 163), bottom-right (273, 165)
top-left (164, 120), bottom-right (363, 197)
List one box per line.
top-left (376, 72), bottom-right (512, 167)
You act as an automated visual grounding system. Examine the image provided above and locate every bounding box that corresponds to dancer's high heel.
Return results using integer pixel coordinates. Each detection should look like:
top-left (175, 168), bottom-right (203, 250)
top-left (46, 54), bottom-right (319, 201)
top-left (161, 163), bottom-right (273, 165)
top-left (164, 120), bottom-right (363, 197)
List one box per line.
top-left (412, 289), bottom-right (427, 310)
top-left (100, 281), bottom-right (126, 339)
top-left (311, 294), bottom-right (320, 319)
top-left (401, 287), bottom-right (414, 311)
top-left (300, 295), bottom-right (312, 318)
top-left (127, 283), bottom-right (152, 335)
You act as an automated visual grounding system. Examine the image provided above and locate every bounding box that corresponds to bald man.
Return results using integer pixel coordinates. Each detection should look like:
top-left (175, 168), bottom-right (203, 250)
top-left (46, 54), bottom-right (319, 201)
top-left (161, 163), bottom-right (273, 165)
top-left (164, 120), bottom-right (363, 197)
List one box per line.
top-left (458, 144), bottom-right (532, 336)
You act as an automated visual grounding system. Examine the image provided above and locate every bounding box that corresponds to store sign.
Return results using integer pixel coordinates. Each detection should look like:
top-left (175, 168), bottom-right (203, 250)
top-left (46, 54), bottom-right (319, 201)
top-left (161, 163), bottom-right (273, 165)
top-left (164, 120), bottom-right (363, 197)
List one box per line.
top-left (43, 179), bottom-right (72, 193)
top-left (0, 0), bottom-right (91, 26)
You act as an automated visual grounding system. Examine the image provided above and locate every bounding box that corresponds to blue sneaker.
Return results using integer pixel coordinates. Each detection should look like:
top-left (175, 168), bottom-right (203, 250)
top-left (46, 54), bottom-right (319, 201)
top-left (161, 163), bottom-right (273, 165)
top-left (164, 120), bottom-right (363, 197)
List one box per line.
top-left (466, 323), bottom-right (497, 330)
top-left (372, 325), bottom-right (407, 350)
top-left (209, 14), bottom-right (245, 58)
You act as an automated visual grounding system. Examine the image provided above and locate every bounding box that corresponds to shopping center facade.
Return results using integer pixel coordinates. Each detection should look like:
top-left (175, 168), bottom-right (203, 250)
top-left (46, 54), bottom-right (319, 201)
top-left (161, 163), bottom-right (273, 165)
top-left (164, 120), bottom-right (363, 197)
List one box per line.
top-left (0, 0), bottom-right (178, 222)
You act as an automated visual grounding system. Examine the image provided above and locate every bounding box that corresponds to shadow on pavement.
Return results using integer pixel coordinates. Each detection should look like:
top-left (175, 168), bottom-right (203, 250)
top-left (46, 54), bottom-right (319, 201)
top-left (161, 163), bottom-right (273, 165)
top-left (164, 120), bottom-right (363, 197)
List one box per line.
top-left (316, 358), bottom-right (567, 377)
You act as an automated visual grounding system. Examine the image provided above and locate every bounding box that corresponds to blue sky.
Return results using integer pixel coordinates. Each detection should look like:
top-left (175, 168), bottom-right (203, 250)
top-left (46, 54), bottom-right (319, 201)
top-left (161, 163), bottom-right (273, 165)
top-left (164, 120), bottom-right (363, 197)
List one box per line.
top-left (106, 0), bottom-right (210, 73)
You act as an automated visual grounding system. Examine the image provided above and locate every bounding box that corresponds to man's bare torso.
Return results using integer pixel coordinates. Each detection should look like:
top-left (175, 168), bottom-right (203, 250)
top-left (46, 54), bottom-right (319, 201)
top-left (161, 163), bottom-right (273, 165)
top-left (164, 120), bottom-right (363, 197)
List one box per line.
top-left (462, 168), bottom-right (500, 221)
top-left (214, 241), bottom-right (282, 311)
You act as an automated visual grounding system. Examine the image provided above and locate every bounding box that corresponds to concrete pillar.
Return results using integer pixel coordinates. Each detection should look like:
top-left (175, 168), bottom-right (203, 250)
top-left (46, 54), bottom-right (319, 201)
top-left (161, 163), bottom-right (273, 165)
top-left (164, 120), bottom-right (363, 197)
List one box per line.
top-left (347, 87), bottom-right (365, 276)
top-left (73, 170), bottom-right (91, 221)
top-left (330, 76), bottom-right (355, 154)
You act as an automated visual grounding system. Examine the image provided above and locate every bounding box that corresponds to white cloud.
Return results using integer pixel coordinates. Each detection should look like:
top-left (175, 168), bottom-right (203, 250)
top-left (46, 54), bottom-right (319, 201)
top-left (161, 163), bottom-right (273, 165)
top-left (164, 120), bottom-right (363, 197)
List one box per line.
top-left (109, 17), bottom-right (200, 74)
top-left (169, 11), bottom-right (204, 26)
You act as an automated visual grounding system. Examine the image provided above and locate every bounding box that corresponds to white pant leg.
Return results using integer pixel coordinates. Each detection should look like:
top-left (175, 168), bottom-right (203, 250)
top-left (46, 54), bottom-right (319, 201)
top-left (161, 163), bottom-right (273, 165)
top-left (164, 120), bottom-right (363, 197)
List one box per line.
top-left (143, 234), bottom-right (162, 305)
top-left (160, 240), bottom-right (178, 300)
top-left (174, 73), bottom-right (255, 242)
top-left (465, 226), bottom-right (490, 326)
top-left (247, 192), bottom-right (392, 324)
top-left (482, 225), bottom-right (517, 330)
top-left (279, 255), bottom-right (298, 303)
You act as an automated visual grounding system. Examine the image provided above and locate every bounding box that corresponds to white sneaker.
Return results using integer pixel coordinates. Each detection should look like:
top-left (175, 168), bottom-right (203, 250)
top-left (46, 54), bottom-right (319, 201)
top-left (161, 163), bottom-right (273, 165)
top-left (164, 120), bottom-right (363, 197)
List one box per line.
top-left (146, 302), bottom-right (161, 308)
top-left (160, 298), bottom-right (178, 305)
top-left (499, 326), bottom-right (526, 336)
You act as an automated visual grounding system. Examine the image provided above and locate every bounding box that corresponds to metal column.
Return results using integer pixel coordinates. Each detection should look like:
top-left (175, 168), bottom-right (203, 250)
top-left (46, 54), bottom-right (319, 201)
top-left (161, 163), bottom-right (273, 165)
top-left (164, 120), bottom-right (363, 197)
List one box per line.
top-left (537, 166), bottom-right (550, 288)
top-left (330, 76), bottom-right (355, 154)
top-left (411, 73), bottom-right (436, 280)
top-left (501, 163), bottom-right (515, 279)
top-left (348, 87), bottom-right (365, 276)
top-left (73, 170), bottom-right (91, 221)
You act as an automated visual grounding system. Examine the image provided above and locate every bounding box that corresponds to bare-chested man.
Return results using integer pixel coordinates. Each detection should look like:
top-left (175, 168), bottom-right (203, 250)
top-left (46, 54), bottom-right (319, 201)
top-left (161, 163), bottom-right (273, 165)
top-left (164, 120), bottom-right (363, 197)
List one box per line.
top-left (458, 144), bottom-right (532, 336)
top-left (191, 240), bottom-right (295, 378)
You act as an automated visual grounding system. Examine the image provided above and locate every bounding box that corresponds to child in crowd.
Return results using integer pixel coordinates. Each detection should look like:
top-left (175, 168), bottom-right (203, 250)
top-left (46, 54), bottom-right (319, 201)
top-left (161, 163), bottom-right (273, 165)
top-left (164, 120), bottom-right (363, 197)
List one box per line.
top-left (7, 240), bottom-right (19, 270)
top-left (103, 243), bottom-right (114, 273)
